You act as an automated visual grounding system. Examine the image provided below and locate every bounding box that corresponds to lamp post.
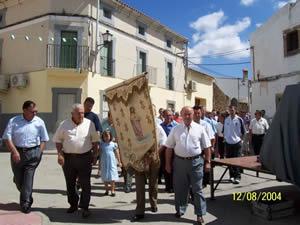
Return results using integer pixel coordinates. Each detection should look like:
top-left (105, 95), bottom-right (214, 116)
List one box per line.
top-left (97, 30), bottom-right (113, 49)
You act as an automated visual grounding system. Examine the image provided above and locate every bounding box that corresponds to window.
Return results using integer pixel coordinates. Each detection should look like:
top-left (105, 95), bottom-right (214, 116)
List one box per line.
top-left (195, 98), bottom-right (206, 107)
top-left (167, 101), bottom-right (175, 113)
top-left (166, 39), bottom-right (172, 48)
top-left (284, 29), bottom-right (300, 56)
top-left (103, 8), bottom-right (112, 19)
top-left (166, 62), bottom-right (174, 90)
top-left (138, 25), bottom-right (145, 36)
top-left (138, 51), bottom-right (147, 73)
top-left (100, 40), bottom-right (114, 76)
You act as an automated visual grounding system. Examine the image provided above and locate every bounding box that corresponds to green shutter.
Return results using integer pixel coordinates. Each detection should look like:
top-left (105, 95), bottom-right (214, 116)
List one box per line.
top-left (60, 31), bottom-right (77, 68)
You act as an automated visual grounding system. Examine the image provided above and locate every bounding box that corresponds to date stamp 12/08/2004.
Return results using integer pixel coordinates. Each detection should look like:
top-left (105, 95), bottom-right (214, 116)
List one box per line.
top-left (232, 192), bottom-right (282, 201)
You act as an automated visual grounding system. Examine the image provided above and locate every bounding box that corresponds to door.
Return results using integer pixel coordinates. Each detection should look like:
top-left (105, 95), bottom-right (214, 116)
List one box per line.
top-left (60, 31), bottom-right (78, 68)
top-left (56, 94), bottom-right (76, 126)
top-left (100, 41), bottom-right (113, 76)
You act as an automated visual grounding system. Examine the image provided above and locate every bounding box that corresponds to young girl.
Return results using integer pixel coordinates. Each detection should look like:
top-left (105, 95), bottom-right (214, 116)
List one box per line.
top-left (100, 130), bottom-right (122, 196)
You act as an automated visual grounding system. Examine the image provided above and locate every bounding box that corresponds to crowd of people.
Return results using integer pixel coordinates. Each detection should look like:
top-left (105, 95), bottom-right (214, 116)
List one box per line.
top-left (2, 98), bottom-right (270, 225)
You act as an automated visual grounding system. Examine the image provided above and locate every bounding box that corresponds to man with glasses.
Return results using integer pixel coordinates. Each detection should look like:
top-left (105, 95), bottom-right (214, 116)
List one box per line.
top-left (2, 100), bottom-right (49, 213)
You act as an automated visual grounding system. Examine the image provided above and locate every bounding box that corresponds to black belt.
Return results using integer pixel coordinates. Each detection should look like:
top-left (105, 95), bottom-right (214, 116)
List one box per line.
top-left (175, 154), bottom-right (202, 160)
top-left (16, 146), bottom-right (39, 152)
top-left (63, 150), bottom-right (91, 157)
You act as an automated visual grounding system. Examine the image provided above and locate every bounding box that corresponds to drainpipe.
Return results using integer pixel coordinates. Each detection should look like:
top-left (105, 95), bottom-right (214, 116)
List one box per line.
top-left (96, 0), bottom-right (100, 67)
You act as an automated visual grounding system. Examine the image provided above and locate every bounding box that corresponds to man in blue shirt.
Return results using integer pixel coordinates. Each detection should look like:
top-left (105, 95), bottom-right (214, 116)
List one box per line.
top-left (2, 100), bottom-right (49, 213)
top-left (160, 109), bottom-right (178, 193)
top-left (84, 97), bottom-right (102, 133)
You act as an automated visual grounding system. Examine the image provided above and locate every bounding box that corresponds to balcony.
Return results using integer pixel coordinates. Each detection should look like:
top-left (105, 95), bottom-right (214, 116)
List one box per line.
top-left (46, 44), bottom-right (89, 70)
top-left (136, 64), bottom-right (157, 85)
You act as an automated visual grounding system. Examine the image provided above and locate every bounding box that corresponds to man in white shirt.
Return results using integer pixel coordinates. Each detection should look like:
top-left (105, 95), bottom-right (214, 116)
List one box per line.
top-left (223, 105), bottom-right (246, 184)
top-left (249, 110), bottom-right (269, 155)
top-left (165, 106), bottom-right (211, 225)
top-left (53, 104), bottom-right (99, 218)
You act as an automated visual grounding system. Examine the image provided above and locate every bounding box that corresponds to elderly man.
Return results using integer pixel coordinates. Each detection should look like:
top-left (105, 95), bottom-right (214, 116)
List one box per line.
top-left (2, 100), bottom-right (49, 213)
top-left (165, 107), bottom-right (211, 225)
top-left (249, 110), bottom-right (269, 155)
top-left (53, 104), bottom-right (99, 218)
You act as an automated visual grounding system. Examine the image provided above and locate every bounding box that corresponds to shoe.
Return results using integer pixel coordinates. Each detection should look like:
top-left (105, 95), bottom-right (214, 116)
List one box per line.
top-left (230, 177), bottom-right (235, 183)
top-left (67, 205), bottom-right (78, 213)
top-left (21, 205), bottom-right (31, 214)
top-left (124, 187), bottom-right (131, 193)
top-left (233, 178), bottom-right (240, 184)
top-left (196, 216), bottom-right (205, 225)
top-left (104, 191), bottom-right (109, 195)
top-left (175, 212), bottom-right (184, 218)
top-left (151, 206), bottom-right (158, 212)
top-left (131, 214), bottom-right (144, 222)
top-left (111, 192), bottom-right (116, 197)
top-left (82, 209), bottom-right (91, 218)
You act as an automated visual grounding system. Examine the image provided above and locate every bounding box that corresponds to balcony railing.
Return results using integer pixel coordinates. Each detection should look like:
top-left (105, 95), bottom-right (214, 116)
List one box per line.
top-left (47, 44), bottom-right (89, 70)
top-left (136, 64), bottom-right (157, 84)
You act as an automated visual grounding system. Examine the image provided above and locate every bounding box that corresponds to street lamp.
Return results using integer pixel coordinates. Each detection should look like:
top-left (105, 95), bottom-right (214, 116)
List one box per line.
top-left (97, 30), bottom-right (113, 48)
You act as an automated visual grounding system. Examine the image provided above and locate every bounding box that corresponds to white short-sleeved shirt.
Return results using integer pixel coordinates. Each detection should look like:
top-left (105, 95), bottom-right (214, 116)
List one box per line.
top-left (216, 122), bottom-right (224, 137)
top-left (224, 115), bottom-right (244, 144)
top-left (53, 118), bottom-right (99, 154)
top-left (249, 118), bottom-right (269, 135)
top-left (199, 119), bottom-right (215, 140)
top-left (165, 121), bottom-right (211, 158)
top-left (156, 124), bottom-right (167, 147)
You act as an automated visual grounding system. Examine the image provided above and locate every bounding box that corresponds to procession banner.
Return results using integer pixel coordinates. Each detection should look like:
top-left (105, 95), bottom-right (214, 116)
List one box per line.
top-left (105, 75), bottom-right (158, 172)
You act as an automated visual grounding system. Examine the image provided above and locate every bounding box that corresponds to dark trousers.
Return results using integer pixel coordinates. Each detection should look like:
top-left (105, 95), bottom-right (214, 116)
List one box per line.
top-left (134, 163), bottom-right (159, 215)
top-left (11, 147), bottom-right (42, 208)
top-left (62, 151), bottom-right (92, 210)
top-left (225, 142), bottom-right (242, 179)
top-left (217, 136), bottom-right (225, 159)
top-left (252, 134), bottom-right (265, 155)
top-left (161, 148), bottom-right (174, 191)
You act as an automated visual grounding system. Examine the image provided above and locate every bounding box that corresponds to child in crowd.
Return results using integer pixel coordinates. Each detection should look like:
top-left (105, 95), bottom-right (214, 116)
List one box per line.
top-left (100, 130), bottom-right (122, 196)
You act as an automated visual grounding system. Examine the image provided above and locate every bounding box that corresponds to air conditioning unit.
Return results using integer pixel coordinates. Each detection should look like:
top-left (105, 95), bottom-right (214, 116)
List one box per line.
top-left (10, 74), bottom-right (28, 88)
top-left (0, 75), bottom-right (9, 92)
top-left (188, 80), bottom-right (197, 92)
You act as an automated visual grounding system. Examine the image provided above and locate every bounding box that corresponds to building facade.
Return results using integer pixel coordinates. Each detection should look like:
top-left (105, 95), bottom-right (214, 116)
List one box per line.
top-left (185, 68), bottom-right (214, 111)
top-left (0, 0), bottom-right (188, 145)
top-left (250, 1), bottom-right (300, 118)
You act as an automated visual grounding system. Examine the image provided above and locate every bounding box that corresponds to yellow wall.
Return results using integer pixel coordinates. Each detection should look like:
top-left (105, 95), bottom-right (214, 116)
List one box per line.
top-left (1, 69), bottom-right (88, 113)
top-left (185, 70), bottom-right (214, 111)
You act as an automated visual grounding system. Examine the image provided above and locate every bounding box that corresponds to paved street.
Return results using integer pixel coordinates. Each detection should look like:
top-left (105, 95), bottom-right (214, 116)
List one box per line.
top-left (0, 150), bottom-right (300, 225)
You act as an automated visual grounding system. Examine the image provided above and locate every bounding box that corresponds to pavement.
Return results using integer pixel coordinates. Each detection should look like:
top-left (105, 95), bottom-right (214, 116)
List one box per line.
top-left (0, 150), bottom-right (300, 225)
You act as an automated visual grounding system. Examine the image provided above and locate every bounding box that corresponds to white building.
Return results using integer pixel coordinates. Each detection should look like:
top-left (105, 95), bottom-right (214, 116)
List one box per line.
top-left (250, 1), bottom-right (300, 118)
top-left (215, 77), bottom-right (250, 105)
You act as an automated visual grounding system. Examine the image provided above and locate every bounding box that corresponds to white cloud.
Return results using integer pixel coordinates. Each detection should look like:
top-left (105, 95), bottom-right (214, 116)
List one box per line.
top-left (188, 10), bottom-right (251, 64)
top-left (256, 23), bottom-right (262, 27)
top-left (240, 0), bottom-right (256, 6)
top-left (275, 0), bottom-right (296, 9)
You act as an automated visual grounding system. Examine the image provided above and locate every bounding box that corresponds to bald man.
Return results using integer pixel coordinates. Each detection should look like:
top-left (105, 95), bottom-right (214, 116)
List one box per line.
top-left (165, 107), bottom-right (211, 225)
top-left (53, 104), bottom-right (99, 218)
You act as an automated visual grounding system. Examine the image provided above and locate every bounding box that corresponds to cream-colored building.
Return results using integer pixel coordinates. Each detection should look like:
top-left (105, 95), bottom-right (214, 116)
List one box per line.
top-left (0, 0), bottom-right (188, 142)
top-left (185, 68), bottom-right (214, 111)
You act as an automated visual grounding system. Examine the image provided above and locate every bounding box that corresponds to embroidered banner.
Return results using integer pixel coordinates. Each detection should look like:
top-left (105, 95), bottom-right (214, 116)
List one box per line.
top-left (105, 75), bottom-right (158, 172)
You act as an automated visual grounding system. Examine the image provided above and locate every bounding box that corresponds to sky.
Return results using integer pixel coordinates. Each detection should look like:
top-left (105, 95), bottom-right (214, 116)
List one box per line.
top-left (122, 0), bottom-right (297, 78)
